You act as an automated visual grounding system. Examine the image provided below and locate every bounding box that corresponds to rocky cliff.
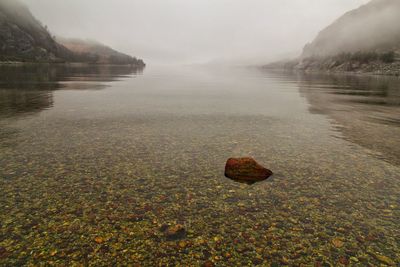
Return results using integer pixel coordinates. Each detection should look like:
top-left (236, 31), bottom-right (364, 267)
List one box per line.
top-left (0, 0), bottom-right (70, 62)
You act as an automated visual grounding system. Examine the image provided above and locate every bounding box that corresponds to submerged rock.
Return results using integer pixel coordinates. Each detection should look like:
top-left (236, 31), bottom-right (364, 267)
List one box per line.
top-left (162, 224), bottom-right (186, 240)
top-left (203, 260), bottom-right (215, 267)
top-left (331, 238), bottom-right (344, 248)
top-left (224, 157), bottom-right (272, 183)
top-left (94, 237), bottom-right (105, 244)
top-left (0, 246), bottom-right (8, 259)
top-left (373, 254), bottom-right (395, 266)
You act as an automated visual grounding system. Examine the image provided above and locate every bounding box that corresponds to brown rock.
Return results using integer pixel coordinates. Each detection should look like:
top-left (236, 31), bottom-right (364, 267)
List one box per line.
top-left (203, 260), bottom-right (215, 267)
top-left (225, 157), bottom-right (272, 183)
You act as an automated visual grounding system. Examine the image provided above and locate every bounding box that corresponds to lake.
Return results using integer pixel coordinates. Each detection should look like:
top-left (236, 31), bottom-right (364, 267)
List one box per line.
top-left (0, 64), bottom-right (399, 266)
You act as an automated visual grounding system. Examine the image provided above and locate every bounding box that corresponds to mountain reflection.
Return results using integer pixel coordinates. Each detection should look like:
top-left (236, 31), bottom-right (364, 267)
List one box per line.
top-left (0, 64), bottom-right (144, 118)
top-left (297, 72), bottom-right (400, 166)
top-left (0, 89), bottom-right (54, 118)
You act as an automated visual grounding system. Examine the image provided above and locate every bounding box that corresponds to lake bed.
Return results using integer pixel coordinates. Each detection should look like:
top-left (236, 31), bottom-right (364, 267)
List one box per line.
top-left (0, 65), bottom-right (399, 266)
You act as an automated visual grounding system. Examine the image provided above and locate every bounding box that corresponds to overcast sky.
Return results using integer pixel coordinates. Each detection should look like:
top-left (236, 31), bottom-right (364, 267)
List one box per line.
top-left (22, 0), bottom-right (370, 65)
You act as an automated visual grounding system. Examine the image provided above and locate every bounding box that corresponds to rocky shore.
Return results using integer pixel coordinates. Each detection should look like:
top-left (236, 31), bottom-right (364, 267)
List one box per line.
top-left (265, 56), bottom-right (400, 77)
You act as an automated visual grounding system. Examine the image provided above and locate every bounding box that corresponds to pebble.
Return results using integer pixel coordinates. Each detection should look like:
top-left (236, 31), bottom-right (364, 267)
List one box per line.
top-left (203, 260), bottom-right (215, 267)
top-left (94, 237), bottom-right (105, 244)
top-left (373, 254), bottom-right (395, 266)
top-left (331, 238), bottom-right (344, 248)
top-left (0, 246), bottom-right (7, 258)
top-left (349, 257), bottom-right (359, 263)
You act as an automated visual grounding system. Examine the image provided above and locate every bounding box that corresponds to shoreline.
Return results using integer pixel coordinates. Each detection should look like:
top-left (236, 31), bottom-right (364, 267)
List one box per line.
top-left (262, 61), bottom-right (400, 78)
top-left (0, 61), bottom-right (146, 67)
top-left (262, 67), bottom-right (400, 78)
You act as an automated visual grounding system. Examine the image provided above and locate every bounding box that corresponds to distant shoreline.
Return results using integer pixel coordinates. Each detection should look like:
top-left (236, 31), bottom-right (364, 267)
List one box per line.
top-left (263, 59), bottom-right (400, 77)
top-left (262, 67), bottom-right (400, 78)
top-left (0, 61), bottom-right (146, 67)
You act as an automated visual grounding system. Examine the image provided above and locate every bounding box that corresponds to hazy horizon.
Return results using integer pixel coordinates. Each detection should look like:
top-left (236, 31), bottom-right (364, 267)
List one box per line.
top-left (22, 0), bottom-right (369, 65)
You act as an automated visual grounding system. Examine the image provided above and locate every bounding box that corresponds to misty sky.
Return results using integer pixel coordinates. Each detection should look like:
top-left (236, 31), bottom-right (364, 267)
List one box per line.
top-left (22, 0), bottom-right (370, 65)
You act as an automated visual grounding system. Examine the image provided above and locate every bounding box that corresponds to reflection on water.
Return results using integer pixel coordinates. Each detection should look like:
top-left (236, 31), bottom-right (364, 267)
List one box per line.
top-left (0, 90), bottom-right (53, 119)
top-left (297, 73), bottom-right (400, 111)
top-left (297, 72), bottom-right (400, 165)
top-left (0, 64), bottom-right (144, 118)
top-left (0, 66), bottom-right (399, 266)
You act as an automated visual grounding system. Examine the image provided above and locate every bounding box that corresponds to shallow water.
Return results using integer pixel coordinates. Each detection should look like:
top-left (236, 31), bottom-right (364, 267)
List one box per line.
top-left (0, 65), bottom-right (399, 266)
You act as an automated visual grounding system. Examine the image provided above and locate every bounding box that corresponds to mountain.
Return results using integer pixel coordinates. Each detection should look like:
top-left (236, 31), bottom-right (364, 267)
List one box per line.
top-left (0, 0), bottom-right (68, 62)
top-left (266, 0), bottom-right (400, 75)
top-left (0, 0), bottom-right (144, 66)
top-left (302, 0), bottom-right (400, 58)
top-left (58, 38), bottom-right (145, 66)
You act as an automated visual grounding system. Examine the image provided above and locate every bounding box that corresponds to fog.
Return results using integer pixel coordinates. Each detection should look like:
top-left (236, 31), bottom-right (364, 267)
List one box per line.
top-left (22, 0), bottom-right (369, 65)
top-left (303, 0), bottom-right (400, 57)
